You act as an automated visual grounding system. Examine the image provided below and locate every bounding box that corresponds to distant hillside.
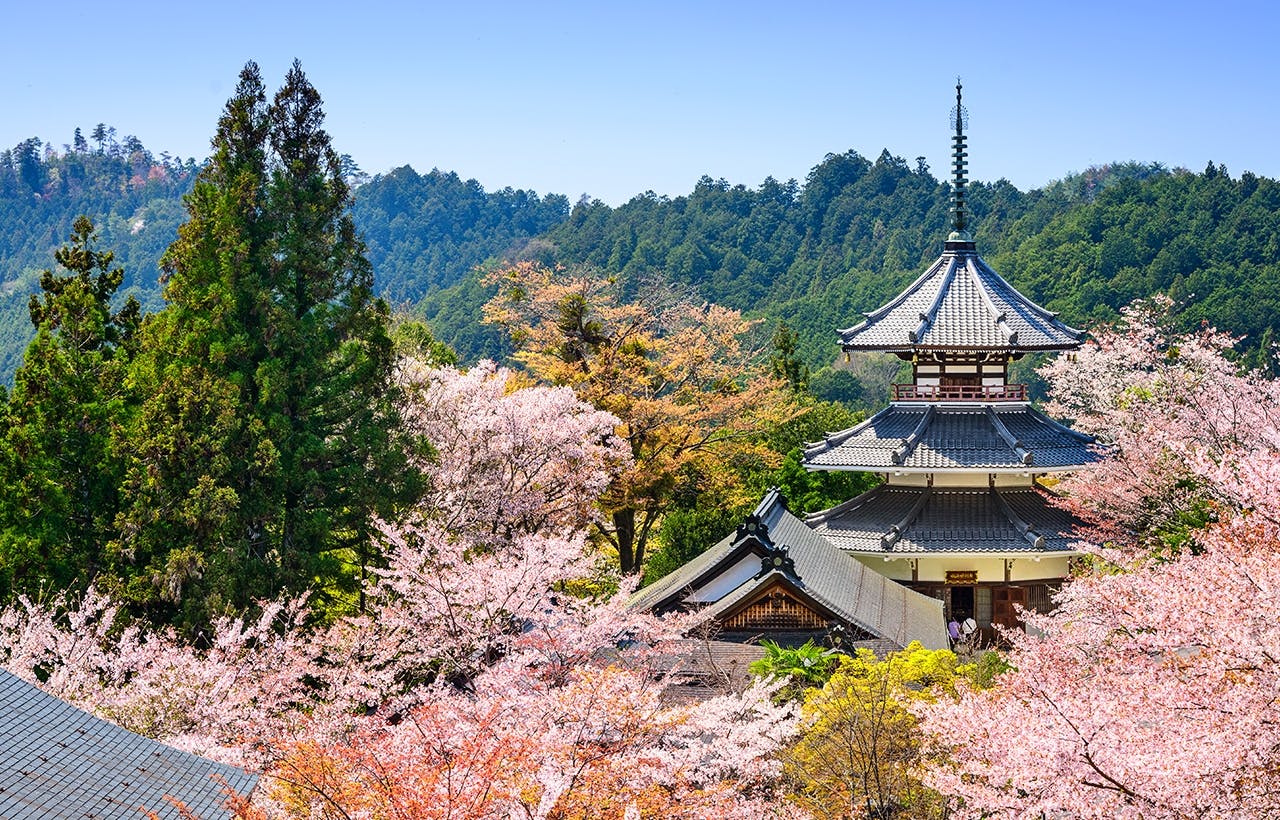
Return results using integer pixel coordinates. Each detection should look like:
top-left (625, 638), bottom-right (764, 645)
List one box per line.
top-left (350, 165), bottom-right (570, 304)
top-left (425, 153), bottom-right (1280, 387)
top-left (5, 132), bottom-right (1280, 387)
top-left (0, 131), bottom-right (198, 378)
top-left (0, 140), bottom-right (569, 381)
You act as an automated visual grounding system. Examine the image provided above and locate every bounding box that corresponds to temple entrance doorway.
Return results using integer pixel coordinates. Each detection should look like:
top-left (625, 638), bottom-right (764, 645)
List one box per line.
top-left (949, 585), bottom-right (974, 622)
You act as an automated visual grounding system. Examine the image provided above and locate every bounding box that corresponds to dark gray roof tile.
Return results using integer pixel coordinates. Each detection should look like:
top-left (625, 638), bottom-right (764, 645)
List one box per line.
top-left (0, 669), bottom-right (257, 820)
top-left (808, 485), bottom-right (1086, 555)
top-left (839, 251), bottom-right (1085, 353)
top-left (805, 404), bottom-right (1101, 472)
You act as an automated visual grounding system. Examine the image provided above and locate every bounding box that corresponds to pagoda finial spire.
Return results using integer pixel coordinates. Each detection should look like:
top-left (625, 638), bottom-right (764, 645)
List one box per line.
top-left (948, 78), bottom-right (973, 244)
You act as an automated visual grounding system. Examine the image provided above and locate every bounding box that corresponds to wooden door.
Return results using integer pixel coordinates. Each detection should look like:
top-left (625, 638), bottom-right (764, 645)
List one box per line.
top-left (992, 586), bottom-right (1025, 629)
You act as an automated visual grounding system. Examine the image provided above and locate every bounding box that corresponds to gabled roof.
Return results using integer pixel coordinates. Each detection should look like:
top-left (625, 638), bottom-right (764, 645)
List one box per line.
top-left (0, 669), bottom-right (257, 820)
top-left (838, 249), bottom-right (1085, 352)
top-left (806, 484), bottom-right (1086, 556)
top-left (803, 403), bottom-right (1100, 473)
top-left (631, 489), bottom-right (948, 651)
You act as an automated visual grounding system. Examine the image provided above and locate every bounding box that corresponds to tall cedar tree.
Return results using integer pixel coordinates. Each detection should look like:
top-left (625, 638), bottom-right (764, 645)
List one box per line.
top-left (118, 62), bottom-right (416, 628)
top-left (0, 217), bottom-right (139, 597)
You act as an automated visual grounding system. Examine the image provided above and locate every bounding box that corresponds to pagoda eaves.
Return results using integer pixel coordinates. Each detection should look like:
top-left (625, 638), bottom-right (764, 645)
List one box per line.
top-left (839, 248), bottom-right (1085, 353)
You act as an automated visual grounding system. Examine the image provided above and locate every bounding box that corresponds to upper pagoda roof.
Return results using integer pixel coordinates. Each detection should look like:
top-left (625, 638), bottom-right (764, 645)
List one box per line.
top-left (0, 668), bottom-right (257, 819)
top-left (630, 489), bottom-right (948, 650)
top-left (838, 249), bottom-right (1085, 353)
top-left (840, 82), bottom-right (1085, 354)
top-left (804, 403), bottom-right (1101, 473)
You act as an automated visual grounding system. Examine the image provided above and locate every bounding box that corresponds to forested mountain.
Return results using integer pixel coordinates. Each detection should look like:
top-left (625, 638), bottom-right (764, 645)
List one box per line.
top-left (351, 165), bottom-right (570, 304)
top-left (0, 131), bottom-right (198, 377)
top-left (0, 144), bottom-right (569, 380)
top-left (422, 152), bottom-right (1280, 384)
top-left (5, 133), bottom-right (1280, 386)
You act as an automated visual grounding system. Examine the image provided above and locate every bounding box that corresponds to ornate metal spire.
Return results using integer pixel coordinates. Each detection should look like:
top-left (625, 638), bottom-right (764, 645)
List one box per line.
top-left (948, 79), bottom-right (972, 243)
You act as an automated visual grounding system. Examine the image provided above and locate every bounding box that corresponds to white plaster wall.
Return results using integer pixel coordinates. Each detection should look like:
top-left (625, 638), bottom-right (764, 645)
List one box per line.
top-left (883, 472), bottom-right (1037, 488)
top-left (991, 472), bottom-right (1036, 488)
top-left (850, 553), bottom-right (1072, 584)
top-left (684, 555), bottom-right (759, 603)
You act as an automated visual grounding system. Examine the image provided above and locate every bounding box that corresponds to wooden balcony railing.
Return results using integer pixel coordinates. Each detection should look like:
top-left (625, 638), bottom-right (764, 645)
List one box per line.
top-left (892, 383), bottom-right (1028, 402)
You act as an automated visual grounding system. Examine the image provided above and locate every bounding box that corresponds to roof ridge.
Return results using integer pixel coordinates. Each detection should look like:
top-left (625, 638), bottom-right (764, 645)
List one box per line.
top-left (803, 405), bottom-right (893, 456)
top-left (892, 405), bottom-right (936, 465)
top-left (990, 484), bottom-right (1046, 549)
top-left (972, 256), bottom-right (1086, 339)
top-left (985, 405), bottom-right (1034, 465)
top-left (909, 256), bottom-right (960, 343)
top-left (839, 255), bottom-right (949, 336)
top-left (804, 483), bottom-right (888, 524)
top-left (881, 485), bottom-right (932, 550)
top-left (966, 256), bottom-right (1019, 346)
top-left (1025, 405), bottom-right (1098, 443)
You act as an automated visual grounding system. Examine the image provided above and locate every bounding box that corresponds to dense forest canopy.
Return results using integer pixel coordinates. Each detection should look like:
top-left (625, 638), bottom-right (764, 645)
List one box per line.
top-left (4, 132), bottom-right (1280, 386)
top-left (0, 131), bottom-right (198, 378)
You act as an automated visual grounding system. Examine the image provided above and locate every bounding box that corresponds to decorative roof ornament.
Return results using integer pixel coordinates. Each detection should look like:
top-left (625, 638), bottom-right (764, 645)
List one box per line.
top-left (757, 544), bottom-right (799, 581)
top-left (735, 513), bottom-right (773, 547)
top-left (949, 78), bottom-right (973, 244)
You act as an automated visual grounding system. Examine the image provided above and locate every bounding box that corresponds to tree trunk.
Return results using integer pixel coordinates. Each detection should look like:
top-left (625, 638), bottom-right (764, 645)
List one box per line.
top-left (613, 507), bottom-right (636, 574)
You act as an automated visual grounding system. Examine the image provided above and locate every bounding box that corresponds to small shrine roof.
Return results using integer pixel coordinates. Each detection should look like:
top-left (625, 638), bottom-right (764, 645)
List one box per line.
top-left (631, 489), bottom-right (948, 650)
top-left (0, 669), bottom-right (257, 819)
top-left (806, 484), bottom-right (1086, 556)
top-left (803, 403), bottom-right (1100, 473)
top-left (838, 250), bottom-right (1085, 353)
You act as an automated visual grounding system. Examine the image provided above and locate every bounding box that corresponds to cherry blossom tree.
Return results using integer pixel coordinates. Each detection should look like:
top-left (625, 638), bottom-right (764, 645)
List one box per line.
top-left (0, 357), bottom-right (806, 816)
top-left (918, 299), bottom-right (1280, 818)
top-left (396, 358), bottom-right (629, 543)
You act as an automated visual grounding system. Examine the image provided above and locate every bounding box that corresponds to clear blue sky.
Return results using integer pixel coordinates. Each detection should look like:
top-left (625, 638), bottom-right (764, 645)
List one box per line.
top-left (4, 1), bottom-right (1278, 205)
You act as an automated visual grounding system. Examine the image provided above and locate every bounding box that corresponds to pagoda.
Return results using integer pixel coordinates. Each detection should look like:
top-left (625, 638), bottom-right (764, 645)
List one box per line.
top-left (801, 82), bottom-right (1097, 641)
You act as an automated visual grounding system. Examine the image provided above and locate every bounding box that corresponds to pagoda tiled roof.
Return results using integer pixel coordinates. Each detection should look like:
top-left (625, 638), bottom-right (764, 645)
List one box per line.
top-left (0, 668), bottom-right (257, 819)
top-left (806, 484), bottom-right (1085, 556)
top-left (803, 403), bottom-right (1100, 473)
top-left (839, 249), bottom-right (1085, 352)
top-left (630, 489), bottom-right (948, 650)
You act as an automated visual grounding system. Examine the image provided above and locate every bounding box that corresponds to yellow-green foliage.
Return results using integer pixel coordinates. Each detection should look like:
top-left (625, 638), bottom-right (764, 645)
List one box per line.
top-left (784, 641), bottom-right (966, 820)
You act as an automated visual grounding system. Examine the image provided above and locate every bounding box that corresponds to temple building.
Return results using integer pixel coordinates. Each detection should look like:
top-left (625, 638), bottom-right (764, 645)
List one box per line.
top-left (801, 83), bottom-right (1096, 641)
top-left (630, 489), bottom-right (949, 652)
top-left (635, 83), bottom-right (1093, 650)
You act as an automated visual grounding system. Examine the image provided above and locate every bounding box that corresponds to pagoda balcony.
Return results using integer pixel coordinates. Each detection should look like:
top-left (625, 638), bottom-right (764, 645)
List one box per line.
top-left (892, 383), bottom-right (1028, 402)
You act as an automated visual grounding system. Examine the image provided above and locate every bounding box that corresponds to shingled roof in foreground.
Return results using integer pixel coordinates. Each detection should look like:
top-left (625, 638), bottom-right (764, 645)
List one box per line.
top-left (0, 668), bottom-right (257, 820)
top-left (838, 249), bottom-right (1085, 353)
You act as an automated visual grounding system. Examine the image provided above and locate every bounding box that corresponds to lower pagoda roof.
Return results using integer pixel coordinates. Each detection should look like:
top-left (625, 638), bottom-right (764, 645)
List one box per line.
top-left (806, 484), bottom-right (1085, 556)
top-left (804, 402), bottom-right (1100, 473)
top-left (630, 489), bottom-right (948, 650)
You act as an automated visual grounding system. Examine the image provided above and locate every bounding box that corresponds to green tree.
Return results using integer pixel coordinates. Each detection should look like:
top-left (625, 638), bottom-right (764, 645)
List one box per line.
top-left (749, 639), bottom-right (841, 702)
top-left (118, 61), bottom-right (418, 627)
top-left (0, 216), bottom-right (139, 597)
top-left (785, 642), bottom-right (966, 820)
top-left (770, 320), bottom-right (810, 390)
